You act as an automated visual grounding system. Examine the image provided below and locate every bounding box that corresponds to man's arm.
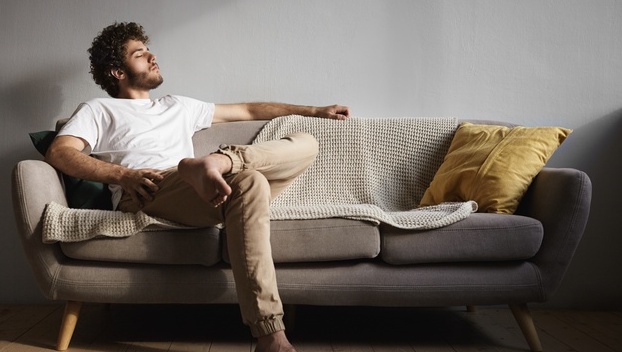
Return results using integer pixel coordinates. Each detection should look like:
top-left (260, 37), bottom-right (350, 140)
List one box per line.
top-left (45, 135), bottom-right (164, 204)
top-left (212, 103), bottom-right (350, 124)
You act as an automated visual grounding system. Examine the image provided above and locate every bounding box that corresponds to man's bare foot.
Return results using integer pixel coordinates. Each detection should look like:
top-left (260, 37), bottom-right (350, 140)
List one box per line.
top-left (255, 331), bottom-right (296, 352)
top-left (178, 153), bottom-right (233, 207)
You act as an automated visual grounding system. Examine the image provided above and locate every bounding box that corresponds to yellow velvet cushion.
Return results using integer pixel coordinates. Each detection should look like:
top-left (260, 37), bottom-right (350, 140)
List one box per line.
top-left (419, 122), bottom-right (572, 214)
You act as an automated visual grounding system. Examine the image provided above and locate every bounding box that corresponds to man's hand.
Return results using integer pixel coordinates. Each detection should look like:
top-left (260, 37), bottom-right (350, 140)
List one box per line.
top-left (118, 168), bottom-right (165, 206)
top-left (316, 104), bottom-right (351, 120)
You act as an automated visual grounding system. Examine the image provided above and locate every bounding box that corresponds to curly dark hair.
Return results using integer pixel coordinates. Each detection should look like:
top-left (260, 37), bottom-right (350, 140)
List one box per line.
top-left (88, 22), bottom-right (150, 97)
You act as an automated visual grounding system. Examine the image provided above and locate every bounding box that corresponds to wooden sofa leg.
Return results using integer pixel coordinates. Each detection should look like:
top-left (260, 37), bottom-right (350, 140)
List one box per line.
top-left (509, 304), bottom-right (543, 352)
top-left (466, 305), bottom-right (477, 312)
top-left (56, 301), bottom-right (83, 351)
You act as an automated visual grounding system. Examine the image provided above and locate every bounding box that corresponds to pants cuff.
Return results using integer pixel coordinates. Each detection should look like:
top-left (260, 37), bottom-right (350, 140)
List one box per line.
top-left (249, 316), bottom-right (286, 337)
top-left (216, 144), bottom-right (244, 174)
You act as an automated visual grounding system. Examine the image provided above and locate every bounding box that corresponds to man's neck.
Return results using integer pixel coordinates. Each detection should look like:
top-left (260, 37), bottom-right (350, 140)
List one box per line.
top-left (117, 89), bottom-right (150, 99)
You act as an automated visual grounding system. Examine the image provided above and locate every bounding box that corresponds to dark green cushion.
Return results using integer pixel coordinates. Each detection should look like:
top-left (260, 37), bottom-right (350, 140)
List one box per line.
top-left (29, 130), bottom-right (112, 210)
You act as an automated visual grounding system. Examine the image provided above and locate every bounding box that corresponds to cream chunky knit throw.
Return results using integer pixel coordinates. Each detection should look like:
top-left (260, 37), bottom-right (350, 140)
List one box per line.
top-left (42, 115), bottom-right (477, 243)
top-left (42, 202), bottom-right (190, 243)
top-left (253, 115), bottom-right (477, 229)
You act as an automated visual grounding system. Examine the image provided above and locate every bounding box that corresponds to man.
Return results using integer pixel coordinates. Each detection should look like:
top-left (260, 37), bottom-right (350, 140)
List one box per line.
top-left (45, 22), bottom-right (350, 352)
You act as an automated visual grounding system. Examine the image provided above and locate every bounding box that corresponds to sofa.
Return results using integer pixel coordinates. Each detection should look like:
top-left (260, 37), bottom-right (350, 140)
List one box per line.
top-left (12, 118), bottom-right (592, 351)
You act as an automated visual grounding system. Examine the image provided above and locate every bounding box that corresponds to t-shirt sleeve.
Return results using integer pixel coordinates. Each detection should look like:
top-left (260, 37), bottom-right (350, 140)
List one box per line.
top-left (56, 103), bottom-right (99, 151)
top-left (173, 95), bottom-right (215, 131)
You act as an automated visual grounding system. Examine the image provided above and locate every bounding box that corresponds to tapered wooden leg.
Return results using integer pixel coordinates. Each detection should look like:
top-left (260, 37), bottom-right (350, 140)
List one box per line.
top-left (466, 305), bottom-right (477, 312)
top-left (509, 304), bottom-right (543, 352)
top-left (56, 301), bottom-right (83, 351)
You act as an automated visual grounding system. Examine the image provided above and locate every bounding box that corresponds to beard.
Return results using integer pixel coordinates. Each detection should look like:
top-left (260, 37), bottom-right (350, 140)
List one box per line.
top-left (125, 65), bottom-right (164, 91)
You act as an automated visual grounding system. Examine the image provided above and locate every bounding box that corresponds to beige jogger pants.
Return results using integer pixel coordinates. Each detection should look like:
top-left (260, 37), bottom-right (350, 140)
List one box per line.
top-left (118, 132), bottom-right (319, 337)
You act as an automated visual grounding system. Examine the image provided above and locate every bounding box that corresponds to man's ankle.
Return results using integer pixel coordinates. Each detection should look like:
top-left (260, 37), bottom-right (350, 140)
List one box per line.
top-left (255, 331), bottom-right (296, 352)
top-left (209, 152), bottom-right (233, 174)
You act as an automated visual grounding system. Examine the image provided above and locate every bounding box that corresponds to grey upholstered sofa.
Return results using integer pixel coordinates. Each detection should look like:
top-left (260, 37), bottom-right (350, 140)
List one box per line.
top-left (12, 119), bottom-right (592, 351)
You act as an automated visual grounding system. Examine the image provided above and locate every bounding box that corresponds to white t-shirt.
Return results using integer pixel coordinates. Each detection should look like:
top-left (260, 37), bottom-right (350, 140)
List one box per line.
top-left (58, 95), bottom-right (215, 208)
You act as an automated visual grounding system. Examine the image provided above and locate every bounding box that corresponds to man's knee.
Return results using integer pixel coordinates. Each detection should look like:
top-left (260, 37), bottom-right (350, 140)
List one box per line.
top-left (229, 170), bottom-right (270, 198)
top-left (287, 132), bottom-right (319, 158)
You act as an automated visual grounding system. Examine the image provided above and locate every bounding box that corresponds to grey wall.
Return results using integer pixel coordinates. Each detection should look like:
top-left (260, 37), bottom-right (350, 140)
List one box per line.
top-left (1, 0), bottom-right (621, 308)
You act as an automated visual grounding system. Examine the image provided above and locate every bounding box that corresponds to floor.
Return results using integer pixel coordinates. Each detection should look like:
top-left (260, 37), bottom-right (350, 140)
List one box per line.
top-left (0, 303), bottom-right (621, 351)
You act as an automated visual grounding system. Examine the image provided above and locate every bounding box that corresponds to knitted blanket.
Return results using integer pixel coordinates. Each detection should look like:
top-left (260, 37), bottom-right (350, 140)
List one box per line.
top-left (42, 201), bottom-right (192, 243)
top-left (253, 115), bottom-right (477, 229)
top-left (42, 115), bottom-right (477, 243)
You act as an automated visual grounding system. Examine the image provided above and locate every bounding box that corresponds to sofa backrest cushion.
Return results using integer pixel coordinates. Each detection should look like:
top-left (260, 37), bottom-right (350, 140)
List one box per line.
top-left (192, 120), bottom-right (269, 157)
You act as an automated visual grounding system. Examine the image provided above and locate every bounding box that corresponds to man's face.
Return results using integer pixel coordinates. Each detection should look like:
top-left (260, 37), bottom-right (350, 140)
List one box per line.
top-left (121, 39), bottom-right (163, 91)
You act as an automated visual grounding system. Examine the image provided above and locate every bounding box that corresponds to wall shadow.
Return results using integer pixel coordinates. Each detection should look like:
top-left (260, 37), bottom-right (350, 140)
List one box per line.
top-left (0, 61), bottom-right (75, 302)
top-left (542, 108), bottom-right (622, 309)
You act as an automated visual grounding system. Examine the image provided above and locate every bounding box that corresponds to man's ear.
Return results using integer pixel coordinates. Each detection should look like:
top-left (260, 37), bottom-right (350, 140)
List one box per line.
top-left (110, 68), bottom-right (125, 80)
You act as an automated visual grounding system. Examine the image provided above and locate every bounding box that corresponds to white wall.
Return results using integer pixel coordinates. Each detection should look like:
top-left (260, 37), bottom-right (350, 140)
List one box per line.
top-left (1, 0), bottom-right (621, 308)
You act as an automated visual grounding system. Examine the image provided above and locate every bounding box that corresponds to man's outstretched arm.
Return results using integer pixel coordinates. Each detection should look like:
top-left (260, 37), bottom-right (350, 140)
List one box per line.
top-left (213, 103), bottom-right (350, 124)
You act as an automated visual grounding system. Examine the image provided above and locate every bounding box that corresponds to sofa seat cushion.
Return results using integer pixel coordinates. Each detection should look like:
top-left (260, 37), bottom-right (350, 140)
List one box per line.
top-left (223, 218), bottom-right (381, 263)
top-left (60, 227), bottom-right (222, 266)
top-left (60, 218), bottom-right (380, 265)
top-left (380, 213), bottom-right (543, 265)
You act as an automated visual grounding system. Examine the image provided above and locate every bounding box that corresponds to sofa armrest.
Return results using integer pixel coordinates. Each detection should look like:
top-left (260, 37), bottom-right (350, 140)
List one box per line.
top-left (12, 160), bottom-right (69, 299)
top-left (515, 167), bottom-right (592, 299)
